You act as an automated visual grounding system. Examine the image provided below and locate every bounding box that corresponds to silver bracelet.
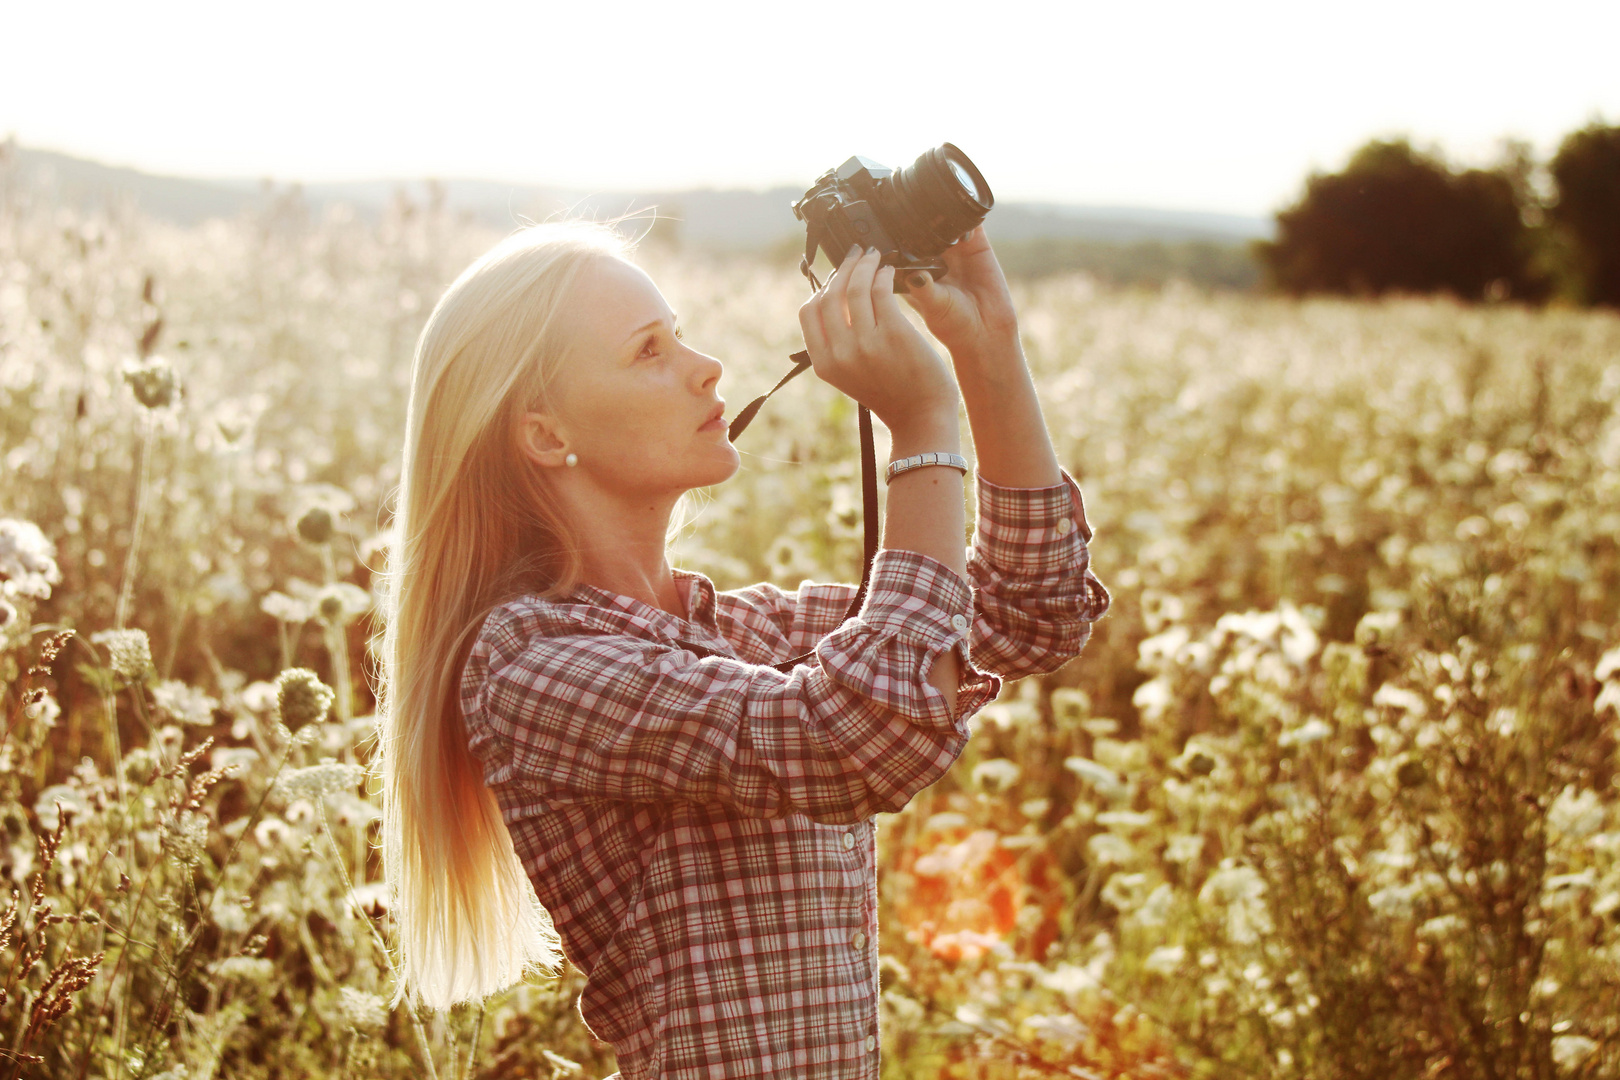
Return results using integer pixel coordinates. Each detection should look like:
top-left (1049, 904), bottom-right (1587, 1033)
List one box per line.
top-left (886, 452), bottom-right (970, 484)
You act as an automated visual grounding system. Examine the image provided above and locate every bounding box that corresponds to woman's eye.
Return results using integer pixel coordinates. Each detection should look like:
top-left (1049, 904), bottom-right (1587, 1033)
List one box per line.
top-left (640, 326), bottom-right (683, 359)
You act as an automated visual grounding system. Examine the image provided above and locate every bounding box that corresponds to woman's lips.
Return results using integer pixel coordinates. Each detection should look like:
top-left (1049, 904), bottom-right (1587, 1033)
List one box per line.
top-left (699, 403), bottom-right (726, 432)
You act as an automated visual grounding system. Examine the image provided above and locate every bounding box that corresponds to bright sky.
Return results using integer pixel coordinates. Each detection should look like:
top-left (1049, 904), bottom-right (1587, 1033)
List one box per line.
top-left (4, 0), bottom-right (1617, 217)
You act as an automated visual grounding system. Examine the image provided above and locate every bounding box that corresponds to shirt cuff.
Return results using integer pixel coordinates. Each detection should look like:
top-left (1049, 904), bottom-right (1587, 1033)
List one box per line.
top-left (971, 468), bottom-right (1093, 577)
top-left (846, 547), bottom-right (1001, 723)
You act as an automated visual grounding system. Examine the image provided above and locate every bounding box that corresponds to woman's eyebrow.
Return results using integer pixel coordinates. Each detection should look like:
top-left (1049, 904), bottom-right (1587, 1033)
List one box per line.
top-left (620, 313), bottom-right (678, 349)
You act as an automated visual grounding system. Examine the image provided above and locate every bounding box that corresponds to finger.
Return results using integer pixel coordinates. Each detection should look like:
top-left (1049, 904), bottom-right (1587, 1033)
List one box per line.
top-left (942, 225), bottom-right (993, 275)
top-left (872, 265), bottom-right (906, 326)
top-left (798, 293), bottom-right (830, 365)
top-left (843, 247), bottom-right (882, 332)
top-left (824, 244), bottom-right (861, 328)
top-left (902, 268), bottom-right (946, 315)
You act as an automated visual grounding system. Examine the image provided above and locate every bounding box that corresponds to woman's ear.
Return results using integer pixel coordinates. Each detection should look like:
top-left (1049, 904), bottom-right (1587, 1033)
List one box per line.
top-left (516, 411), bottom-right (573, 469)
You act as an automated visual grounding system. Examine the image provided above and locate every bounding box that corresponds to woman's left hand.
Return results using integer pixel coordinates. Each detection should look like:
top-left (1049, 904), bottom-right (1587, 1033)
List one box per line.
top-left (899, 225), bottom-right (1019, 368)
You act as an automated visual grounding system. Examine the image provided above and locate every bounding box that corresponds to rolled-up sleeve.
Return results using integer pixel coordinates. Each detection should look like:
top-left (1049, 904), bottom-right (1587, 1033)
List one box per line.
top-left (461, 548), bottom-right (1001, 826)
top-left (966, 468), bottom-right (1111, 677)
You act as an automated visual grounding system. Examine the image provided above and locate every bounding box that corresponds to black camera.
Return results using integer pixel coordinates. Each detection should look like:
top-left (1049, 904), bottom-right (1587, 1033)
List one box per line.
top-left (792, 143), bottom-right (994, 293)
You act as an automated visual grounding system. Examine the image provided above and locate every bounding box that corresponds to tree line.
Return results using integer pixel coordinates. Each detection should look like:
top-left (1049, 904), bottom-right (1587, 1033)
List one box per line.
top-left (1258, 120), bottom-right (1620, 307)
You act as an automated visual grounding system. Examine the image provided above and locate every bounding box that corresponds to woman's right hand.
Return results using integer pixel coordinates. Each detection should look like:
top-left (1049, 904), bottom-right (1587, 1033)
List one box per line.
top-left (797, 246), bottom-right (960, 436)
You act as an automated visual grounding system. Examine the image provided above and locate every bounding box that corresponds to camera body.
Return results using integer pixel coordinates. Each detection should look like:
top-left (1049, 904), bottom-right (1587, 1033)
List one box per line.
top-left (792, 143), bottom-right (994, 294)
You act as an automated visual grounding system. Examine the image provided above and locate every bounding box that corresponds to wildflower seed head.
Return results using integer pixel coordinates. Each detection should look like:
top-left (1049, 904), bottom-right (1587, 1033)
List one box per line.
top-left (0, 519), bottom-right (62, 601)
top-left (122, 356), bottom-right (181, 409)
top-left (275, 668), bottom-right (334, 730)
top-left (90, 629), bottom-right (153, 681)
top-left (295, 506), bottom-right (335, 545)
top-left (1396, 757), bottom-right (1428, 789)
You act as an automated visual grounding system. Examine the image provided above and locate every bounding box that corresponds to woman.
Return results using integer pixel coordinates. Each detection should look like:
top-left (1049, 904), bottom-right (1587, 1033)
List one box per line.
top-left (375, 220), bottom-right (1109, 1079)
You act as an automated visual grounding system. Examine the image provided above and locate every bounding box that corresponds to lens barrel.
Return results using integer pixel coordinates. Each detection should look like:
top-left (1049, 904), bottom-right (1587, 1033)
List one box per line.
top-left (880, 143), bottom-right (994, 257)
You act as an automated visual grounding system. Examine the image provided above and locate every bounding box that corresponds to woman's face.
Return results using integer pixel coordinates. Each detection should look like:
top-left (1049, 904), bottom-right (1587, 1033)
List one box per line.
top-left (530, 256), bottom-right (740, 497)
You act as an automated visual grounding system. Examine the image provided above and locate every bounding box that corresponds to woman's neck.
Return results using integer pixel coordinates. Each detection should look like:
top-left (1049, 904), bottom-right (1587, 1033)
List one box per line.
top-left (561, 484), bottom-right (687, 619)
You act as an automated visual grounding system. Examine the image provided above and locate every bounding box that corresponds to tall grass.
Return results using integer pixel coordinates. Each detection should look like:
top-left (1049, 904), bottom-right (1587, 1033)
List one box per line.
top-left (2, 166), bottom-right (1619, 1077)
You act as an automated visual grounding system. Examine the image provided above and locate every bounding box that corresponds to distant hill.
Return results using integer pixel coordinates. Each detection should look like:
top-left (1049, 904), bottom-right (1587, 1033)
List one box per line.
top-left (4, 144), bottom-right (1271, 247)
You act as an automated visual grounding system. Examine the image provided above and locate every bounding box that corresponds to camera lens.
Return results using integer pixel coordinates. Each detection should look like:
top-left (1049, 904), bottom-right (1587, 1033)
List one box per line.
top-left (879, 143), bottom-right (995, 257)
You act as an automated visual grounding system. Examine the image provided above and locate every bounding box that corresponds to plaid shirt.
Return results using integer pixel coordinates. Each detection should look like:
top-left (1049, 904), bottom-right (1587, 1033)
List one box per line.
top-left (460, 470), bottom-right (1109, 1080)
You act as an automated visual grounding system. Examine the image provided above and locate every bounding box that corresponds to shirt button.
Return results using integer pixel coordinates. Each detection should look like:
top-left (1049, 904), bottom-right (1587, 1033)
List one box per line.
top-left (842, 831), bottom-right (856, 850)
top-left (951, 613), bottom-right (969, 632)
top-left (865, 1034), bottom-right (877, 1052)
top-left (852, 930), bottom-right (867, 951)
top-left (1056, 517), bottom-right (1074, 536)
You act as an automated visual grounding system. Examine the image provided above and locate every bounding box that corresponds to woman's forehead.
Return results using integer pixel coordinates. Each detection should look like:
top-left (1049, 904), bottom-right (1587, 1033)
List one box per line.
top-left (567, 257), bottom-right (673, 346)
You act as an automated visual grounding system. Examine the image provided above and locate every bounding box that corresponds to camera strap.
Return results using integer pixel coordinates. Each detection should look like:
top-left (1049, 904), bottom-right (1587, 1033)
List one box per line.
top-left (724, 256), bottom-right (880, 674)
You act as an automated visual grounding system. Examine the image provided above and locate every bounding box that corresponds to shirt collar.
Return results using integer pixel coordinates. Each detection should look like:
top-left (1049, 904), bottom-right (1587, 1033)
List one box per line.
top-left (559, 568), bottom-right (721, 638)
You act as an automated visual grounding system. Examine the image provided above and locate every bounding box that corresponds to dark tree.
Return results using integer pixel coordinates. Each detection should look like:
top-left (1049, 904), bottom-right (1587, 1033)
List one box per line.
top-left (1258, 139), bottom-right (1546, 302)
top-left (1549, 121), bottom-right (1620, 308)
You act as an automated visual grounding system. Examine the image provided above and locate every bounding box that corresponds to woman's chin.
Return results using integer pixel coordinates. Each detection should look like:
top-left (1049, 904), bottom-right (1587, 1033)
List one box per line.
top-left (691, 445), bottom-right (742, 488)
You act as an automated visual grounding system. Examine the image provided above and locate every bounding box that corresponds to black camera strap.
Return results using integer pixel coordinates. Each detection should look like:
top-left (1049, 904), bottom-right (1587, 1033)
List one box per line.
top-left (724, 255), bottom-right (880, 674)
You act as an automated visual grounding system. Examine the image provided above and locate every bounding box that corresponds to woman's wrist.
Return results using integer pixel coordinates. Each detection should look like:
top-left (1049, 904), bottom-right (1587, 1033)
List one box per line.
top-left (887, 410), bottom-right (962, 461)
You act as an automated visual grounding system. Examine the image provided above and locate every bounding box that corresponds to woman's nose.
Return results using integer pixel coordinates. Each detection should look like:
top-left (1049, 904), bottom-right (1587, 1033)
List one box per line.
top-left (687, 345), bottom-right (723, 390)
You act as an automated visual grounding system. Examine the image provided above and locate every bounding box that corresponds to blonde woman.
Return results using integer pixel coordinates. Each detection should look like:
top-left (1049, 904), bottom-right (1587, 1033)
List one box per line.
top-left (375, 220), bottom-right (1109, 1079)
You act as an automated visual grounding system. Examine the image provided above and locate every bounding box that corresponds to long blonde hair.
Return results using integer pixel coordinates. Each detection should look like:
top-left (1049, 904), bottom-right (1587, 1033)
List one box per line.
top-left (373, 221), bottom-right (634, 1010)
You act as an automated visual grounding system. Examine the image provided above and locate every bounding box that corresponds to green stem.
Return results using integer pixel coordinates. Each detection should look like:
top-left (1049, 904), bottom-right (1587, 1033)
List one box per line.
top-left (115, 414), bottom-right (155, 632)
top-left (313, 799), bottom-right (440, 1080)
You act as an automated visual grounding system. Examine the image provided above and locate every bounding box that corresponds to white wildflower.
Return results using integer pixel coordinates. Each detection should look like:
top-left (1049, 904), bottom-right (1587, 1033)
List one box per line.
top-left (1165, 834), bottom-right (1206, 864)
top-left (1279, 717), bottom-right (1333, 747)
top-left (1036, 962), bottom-right (1102, 995)
top-left (1417, 914), bottom-right (1463, 939)
top-left (90, 629), bottom-right (153, 680)
top-left (1065, 756), bottom-right (1129, 801)
top-left (1372, 683), bottom-right (1427, 716)
top-left (1095, 810), bottom-right (1155, 830)
top-left (1024, 1013), bottom-right (1087, 1049)
top-left (1596, 647), bottom-right (1620, 683)
top-left (1138, 626), bottom-right (1191, 671)
top-left (1549, 786), bottom-right (1606, 841)
top-left (33, 784), bottom-right (89, 830)
top-left (281, 760), bottom-right (364, 801)
top-left (970, 758), bottom-right (1021, 794)
top-left (260, 590), bottom-right (314, 624)
top-left (338, 987), bottom-right (388, 1033)
top-left (1087, 833), bottom-right (1137, 866)
top-left (329, 792), bottom-right (381, 828)
top-left (23, 691), bottom-right (60, 729)
top-left (162, 811), bottom-right (211, 867)
top-left (0, 519), bottom-right (61, 600)
top-left (313, 582), bottom-right (372, 627)
top-left (210, 956), bottom-right (274, 982)
top-left (254, 817), bottom-right (292, 848)
top-left (1131, 677), bottom-right (1174, 721)
top-left (1355, 610), bottom-right (1402, 647)
top-left (1199, 862), bottom-right (1266, 906)
top-left (1552, 1035), bottom-right (1598, 1070)
top-left (1599, 681), bottom-right (1620, 718)
top-left (239, 680), bottom-right (279, 714)
top-left (152, 680), bottom-right (219, 726)
top-left (211, 747), bottom-right (260, 773)
top-left (1143, 944), bottom-right (1186, 975)
top-left (1100, 871), bottom-right (1150, 911)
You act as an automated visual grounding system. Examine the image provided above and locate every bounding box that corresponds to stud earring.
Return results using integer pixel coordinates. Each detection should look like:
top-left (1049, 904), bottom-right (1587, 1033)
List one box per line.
top-left (564, 452), bottom-right (579, 467)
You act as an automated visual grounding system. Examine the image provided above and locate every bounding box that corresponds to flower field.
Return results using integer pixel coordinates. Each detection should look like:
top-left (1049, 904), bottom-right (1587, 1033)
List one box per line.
top-left (3, 172), bottom-right (1620, 1079)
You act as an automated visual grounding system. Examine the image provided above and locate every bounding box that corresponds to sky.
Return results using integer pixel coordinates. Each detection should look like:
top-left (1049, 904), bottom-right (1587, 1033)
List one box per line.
top-left (3, 0), bottom-right (1617, 217)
